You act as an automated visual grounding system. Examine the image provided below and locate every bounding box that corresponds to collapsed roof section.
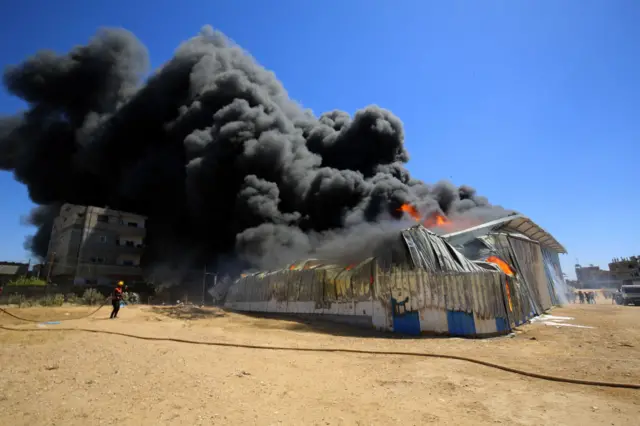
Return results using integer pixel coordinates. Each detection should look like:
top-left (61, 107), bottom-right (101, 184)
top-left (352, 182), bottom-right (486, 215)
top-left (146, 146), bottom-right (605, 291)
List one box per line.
top-left (400, 225), bottom-right (485, 272)
top-left (237, 214), bottom-right (565, 283)
top-left (441, 214), bottom-right (567, 254)
top-left (239, 224), bottom-right (486, 279)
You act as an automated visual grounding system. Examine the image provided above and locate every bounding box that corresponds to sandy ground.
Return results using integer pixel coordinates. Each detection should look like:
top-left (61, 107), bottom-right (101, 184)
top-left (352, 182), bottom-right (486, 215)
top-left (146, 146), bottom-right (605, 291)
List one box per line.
top-left (0, 302), bottom-right (639, 426)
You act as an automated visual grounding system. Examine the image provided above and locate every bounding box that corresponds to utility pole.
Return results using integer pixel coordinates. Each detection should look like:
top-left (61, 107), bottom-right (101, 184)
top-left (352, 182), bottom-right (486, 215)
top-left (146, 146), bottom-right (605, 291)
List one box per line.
top-left (20, 258), bottom-right (31, 286)
top-left (202, 265), bottom-right (207, 306)
top-left (201, 267), bottom-right (218, 306)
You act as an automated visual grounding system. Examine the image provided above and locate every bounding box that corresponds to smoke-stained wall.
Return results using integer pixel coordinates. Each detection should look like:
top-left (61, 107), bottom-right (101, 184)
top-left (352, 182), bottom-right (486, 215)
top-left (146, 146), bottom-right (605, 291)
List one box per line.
top-left (225, 260), bottom-right (512, 336)
top-left (0, 26), bottom-right (513, 281)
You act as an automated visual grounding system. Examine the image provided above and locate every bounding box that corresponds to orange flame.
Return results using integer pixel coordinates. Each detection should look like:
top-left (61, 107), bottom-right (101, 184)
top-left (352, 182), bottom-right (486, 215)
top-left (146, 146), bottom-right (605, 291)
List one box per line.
top-left (423, 212), bottom-right (451, 228)
top-left (398, 204), bottom-right (421, 222)
top-left (505, 280), bottom-right (513, 312)
top-left (398, 204), bottom-right (452, 228)
top-left (289, 264), bottom-right (296, 270)
top-left (398, 204), bottom-right (454, 230)
top-left (486, 256), bottom-right (515, 276)
top-left (345, 264), bottom-right (355, 271)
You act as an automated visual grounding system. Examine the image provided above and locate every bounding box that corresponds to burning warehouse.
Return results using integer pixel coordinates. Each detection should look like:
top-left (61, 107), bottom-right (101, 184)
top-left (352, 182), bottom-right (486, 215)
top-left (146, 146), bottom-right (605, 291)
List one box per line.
top-left (0, 26), bottom-right (567, 329)
top-left (223, 210), bottom-right (568, 337)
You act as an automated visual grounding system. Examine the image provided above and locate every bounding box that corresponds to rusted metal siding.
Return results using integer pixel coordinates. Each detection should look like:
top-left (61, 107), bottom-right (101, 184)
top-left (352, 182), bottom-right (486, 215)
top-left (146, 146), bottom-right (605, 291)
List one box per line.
top-left (224, 226), bottom-right (515, 337)
top-left (226, 259), bottom-right (511, 336)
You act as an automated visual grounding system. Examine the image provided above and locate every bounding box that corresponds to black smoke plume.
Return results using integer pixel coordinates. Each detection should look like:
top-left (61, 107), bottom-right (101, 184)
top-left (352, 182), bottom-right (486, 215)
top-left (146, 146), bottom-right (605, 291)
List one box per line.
top-left (0, 26), bottom-right (512, 277)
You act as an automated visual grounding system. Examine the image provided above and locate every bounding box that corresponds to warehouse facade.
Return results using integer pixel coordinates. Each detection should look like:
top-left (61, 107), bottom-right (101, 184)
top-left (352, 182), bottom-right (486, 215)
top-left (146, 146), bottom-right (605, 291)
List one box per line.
top-left (224, 216), bottom-right (568, 337)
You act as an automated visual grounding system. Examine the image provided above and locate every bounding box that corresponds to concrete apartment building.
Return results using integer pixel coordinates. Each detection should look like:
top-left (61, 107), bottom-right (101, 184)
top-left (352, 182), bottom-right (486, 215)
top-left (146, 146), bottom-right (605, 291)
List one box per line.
top-left (574, 264), bottom-right (619, 288)
top-left (609, 256), bottom-right (640, 285)
top-left (46, 204), bottom-right (147, 286)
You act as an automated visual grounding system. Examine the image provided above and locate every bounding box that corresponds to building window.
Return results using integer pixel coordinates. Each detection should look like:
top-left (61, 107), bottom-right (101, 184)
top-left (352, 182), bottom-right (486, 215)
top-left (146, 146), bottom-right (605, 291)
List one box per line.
top-left (99, 236), bottom-right (107, 243)
top-left (97, 214), bottom-right (109, 223)
top-left (127, 222), bottom-right (138, 228)
top-left (121, 260), bottom-right (135, 266)
top-left (90, 257), bottom-right (105, 264)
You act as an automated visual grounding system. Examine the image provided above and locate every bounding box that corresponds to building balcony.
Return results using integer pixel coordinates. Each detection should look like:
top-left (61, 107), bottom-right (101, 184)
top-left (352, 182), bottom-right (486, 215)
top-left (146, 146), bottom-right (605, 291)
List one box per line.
top-left (92, 221), bottom-right (146, 237)
top-left (115, 222), bottom-right (146, 237)
top-left (75, 263), bottom-right (144, 277)
top-left (115, 242), bottom-right (144, 254)
top-left (50, 263), bottom-right (144, 278)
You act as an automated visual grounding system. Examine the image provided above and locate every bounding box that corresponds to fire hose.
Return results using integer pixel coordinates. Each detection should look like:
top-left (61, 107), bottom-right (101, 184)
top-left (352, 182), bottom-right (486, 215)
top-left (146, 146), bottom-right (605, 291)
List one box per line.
top-left (0, 322), bottom-right (638, 390)
top-left (0, 298), bottom-right (110, 323)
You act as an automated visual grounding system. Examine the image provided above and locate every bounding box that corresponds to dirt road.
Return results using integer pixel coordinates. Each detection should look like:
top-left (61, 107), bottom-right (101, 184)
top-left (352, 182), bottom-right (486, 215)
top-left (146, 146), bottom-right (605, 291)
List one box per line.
top-left (1, 303), bottom-right (638, 425)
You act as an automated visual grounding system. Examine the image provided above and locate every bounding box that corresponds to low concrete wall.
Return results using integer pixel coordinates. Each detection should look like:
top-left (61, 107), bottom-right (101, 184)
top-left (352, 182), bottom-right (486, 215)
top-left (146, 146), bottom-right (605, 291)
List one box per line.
top-left (225, 262), bottom-right (515, 337)
top-left (225, 308), bottom-right (375, 330)
top-left (226, 300), bottom-right (384, 330)
top-left (226, 300), bottom-right (512, 338)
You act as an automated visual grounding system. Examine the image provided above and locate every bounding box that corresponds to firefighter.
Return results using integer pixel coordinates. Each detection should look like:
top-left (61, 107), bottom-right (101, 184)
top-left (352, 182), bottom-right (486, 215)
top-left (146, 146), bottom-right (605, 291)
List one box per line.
top-left (110, 281), bottom-right (125, 319)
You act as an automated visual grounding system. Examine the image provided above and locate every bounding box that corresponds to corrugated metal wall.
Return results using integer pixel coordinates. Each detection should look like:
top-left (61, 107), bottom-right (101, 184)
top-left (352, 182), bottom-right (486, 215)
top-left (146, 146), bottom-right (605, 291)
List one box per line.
top-left (506, 236), bottom-right (553, 311)
top-left (481, 234), bottom-right (542, 325)
top-left (225, 260), bottom-right (512, 337)
top-left (541, 247), bottom-right (567, 305)
top-left (224, 226), bottom-right (517, 337)
top-left (401, 226), bottom-right (485, 272)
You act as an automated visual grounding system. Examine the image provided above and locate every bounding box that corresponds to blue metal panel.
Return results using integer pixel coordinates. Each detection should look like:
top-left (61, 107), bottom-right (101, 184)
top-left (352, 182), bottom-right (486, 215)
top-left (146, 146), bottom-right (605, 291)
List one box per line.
top-left (393, 313), bottom-right (421, 335)
top-left (495, 317), bottom-right (509, 333)
top-left (391, 297), bottom-right (421, 335)
top-left (446, 310), bottom-right (477, 336)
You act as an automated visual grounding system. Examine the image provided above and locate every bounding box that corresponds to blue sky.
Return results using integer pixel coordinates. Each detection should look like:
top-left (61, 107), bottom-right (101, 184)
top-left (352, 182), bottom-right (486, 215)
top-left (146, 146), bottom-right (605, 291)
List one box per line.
top-left (1, 1), bottom-right (638, 278)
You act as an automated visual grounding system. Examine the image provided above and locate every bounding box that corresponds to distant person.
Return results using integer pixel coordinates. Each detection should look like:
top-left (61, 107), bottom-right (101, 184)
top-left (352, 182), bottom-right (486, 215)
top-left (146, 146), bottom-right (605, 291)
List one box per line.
top-left (110, 281), bottom-right (125, 319)
top-left (578, 291), bottom-right (585, 304)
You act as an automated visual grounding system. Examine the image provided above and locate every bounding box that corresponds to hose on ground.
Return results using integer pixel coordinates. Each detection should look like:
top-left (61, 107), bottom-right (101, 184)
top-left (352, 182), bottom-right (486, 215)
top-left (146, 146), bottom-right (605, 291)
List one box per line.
top-left (0, 300), bottom-right (109, 323)
top-left (1, 324), bottom-right (638, 390)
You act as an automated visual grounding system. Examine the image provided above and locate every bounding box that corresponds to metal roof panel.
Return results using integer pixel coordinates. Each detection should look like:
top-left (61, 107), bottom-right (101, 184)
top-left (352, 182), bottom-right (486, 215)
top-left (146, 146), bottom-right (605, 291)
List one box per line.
top-left (442, 214), bottom-right (566, 254)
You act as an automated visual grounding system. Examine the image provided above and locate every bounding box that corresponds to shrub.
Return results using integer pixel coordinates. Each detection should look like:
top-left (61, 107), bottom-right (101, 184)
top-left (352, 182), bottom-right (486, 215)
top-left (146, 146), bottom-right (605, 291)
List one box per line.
top-left (38, 294), bottom-right (65, 307)
top-left (65, 293), bottom-right (79, 304)
top-left (82, 289), bottom-right (104, 305)
top-left (6, 277), bottom-right (47, 287)
top-left (7, 294), bottom-right (23, 305)
top-left (123, 292), bottom-right (140, 305)
top-left (18, 297), bottom-right (34, 308)
top-left (53, 293), bottom-right (65, 306)
top-left (38, 296), bottom-right (51, 307)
